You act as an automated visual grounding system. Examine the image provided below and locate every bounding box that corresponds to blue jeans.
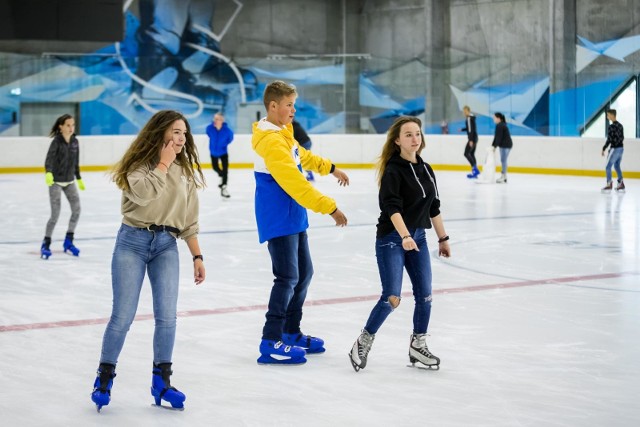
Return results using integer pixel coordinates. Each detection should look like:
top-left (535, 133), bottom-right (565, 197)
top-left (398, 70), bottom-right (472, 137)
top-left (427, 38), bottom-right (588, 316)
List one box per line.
top-left (262, 232), bottom-right (313, 341)
top-left (100, 224), bottom-right (180, 365)
top-left (500, 147), bottom-right (511, 175)
top-left (605, 147), bottom-right (624, 182)
top-left (364, 228), bottom-right (433, 335)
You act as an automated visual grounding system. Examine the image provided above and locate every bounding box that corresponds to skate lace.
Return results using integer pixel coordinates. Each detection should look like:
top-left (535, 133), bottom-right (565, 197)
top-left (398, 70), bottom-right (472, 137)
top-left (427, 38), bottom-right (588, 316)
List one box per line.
top-left (413, 334), bottom-right (434, 357)
top-left (359, 332), bottom-right (375, 358)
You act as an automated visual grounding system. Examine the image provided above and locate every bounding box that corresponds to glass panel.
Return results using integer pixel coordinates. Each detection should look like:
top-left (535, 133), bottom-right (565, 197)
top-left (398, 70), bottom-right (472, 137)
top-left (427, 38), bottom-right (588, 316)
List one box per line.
top-left (583, 79), bottom-right (637, 138)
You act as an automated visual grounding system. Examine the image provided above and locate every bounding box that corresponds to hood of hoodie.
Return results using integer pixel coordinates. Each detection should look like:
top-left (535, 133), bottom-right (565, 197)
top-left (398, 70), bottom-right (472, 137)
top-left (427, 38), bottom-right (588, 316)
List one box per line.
top-left (388, 152), bottom-right (425, 167)
top-left (252, 118), bottom-right (296, 157)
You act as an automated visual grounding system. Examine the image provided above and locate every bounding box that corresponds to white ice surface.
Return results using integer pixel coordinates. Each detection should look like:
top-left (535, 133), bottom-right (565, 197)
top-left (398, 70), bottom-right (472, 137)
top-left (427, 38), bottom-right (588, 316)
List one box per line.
top-left (0, 169), bottom-right (639, 427)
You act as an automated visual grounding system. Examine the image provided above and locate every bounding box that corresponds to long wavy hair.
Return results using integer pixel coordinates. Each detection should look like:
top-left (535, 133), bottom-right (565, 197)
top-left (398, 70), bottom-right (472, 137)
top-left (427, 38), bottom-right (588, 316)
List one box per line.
top-left (375, 116), bottom-right (426, 187)
top-left (49, 114), bottom-right (74, 137)
top-left (111, 110), bottom-right (205, 191)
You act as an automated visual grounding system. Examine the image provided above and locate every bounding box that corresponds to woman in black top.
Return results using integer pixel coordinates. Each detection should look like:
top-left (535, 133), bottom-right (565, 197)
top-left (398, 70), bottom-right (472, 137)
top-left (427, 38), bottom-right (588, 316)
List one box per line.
top-left (492, 112), bottom-right (513, 184)
top-left (349, 116), bottom-right (451, 372)
top-left (41, 114), bottom-right (85, 259)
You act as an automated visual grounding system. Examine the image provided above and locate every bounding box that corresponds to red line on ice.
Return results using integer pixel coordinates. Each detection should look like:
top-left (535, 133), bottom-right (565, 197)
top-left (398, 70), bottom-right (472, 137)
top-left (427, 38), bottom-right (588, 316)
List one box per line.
top-left (0, 271), bottom-right (632, 333)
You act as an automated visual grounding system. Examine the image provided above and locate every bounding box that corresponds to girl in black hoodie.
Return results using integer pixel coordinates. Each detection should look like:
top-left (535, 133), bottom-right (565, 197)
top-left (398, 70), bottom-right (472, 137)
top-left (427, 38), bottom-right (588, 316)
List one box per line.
top-left (350, 116), bottom-right (451, 372)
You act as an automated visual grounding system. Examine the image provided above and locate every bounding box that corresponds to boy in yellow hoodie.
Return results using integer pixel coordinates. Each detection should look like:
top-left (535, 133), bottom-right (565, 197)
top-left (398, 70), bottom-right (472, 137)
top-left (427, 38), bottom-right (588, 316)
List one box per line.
top-left (252, 80), bottom-right (349, 364)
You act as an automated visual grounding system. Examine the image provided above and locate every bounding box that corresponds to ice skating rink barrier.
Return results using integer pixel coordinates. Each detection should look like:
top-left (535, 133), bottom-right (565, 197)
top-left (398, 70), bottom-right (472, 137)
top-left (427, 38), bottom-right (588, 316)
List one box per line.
top-left (2, 134), bottom-right (639, 178)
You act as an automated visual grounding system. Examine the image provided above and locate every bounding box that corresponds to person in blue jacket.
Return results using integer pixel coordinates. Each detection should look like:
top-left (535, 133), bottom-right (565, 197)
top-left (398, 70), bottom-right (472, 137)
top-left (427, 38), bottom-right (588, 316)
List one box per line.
top-left (206, 112), bottom-right (234, 198)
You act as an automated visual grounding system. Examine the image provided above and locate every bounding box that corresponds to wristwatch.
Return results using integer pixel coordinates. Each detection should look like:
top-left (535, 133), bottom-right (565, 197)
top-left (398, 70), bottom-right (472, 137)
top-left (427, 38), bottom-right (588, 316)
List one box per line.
top-left (193, 255), bottom-right (204, 262)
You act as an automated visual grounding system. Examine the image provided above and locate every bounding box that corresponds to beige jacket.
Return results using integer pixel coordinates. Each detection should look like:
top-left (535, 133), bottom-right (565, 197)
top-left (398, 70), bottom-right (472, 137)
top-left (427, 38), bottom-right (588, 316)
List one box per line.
top-left (121, 162), bottom-right (199, 241)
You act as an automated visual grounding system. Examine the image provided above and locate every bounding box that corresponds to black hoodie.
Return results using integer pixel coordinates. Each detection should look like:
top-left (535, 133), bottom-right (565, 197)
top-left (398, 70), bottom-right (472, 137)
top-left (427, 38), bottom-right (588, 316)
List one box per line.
top-left (44, 134), bottom-right (81, 183)
top-left (376, 153), bottom-right (441, 238)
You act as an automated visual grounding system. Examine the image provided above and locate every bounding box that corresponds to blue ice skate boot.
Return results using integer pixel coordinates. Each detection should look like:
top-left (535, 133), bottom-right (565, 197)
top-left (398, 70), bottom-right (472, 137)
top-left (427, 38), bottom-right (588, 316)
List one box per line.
top-left (257, 339), bottom-right (307, 365)
top-left (151, 362), bottom-right (186, 410)
top-left (466, 166), bottom-right (480, 179)
top-left (63, 232), bottom-right (80, 256)
top-left (91, 363), bottom-right (116, 412)
top-left (282, 332), bottom-right (325, 354)
top-left (40, 237), bottom-right (52, 259)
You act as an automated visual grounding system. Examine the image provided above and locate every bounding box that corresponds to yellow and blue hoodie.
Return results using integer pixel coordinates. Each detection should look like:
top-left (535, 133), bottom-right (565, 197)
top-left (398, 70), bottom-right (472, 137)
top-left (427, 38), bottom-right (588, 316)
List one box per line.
top-left (252, 118), bottom-right (336, 243)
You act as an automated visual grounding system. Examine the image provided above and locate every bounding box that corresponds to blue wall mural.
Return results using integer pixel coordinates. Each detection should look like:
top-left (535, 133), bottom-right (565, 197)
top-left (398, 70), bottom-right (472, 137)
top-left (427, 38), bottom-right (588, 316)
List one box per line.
top-left (0, 0), bottom-right (637, 137)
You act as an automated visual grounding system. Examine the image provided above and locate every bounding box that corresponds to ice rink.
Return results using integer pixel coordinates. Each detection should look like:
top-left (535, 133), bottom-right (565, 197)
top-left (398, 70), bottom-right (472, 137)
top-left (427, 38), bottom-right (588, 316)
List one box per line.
top-left (1, 168), bottom-right (638, 427)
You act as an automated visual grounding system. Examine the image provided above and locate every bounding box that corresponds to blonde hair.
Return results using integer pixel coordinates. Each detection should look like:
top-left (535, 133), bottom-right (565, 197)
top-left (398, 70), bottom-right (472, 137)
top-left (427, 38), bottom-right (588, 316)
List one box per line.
top-left (263, 80), bottom-right (297, 109)
top-left (111, 110), bottom-right (205, 191)
top-left (375, 116), bottom-right (425, 187)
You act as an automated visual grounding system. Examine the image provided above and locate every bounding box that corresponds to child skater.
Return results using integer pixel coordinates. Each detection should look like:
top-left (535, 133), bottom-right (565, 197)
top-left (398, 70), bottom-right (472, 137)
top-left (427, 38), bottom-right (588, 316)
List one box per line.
top-left (349, 116), bottom-right (451, 372)
top-left (41, 114), bottom-right (84, 259)
top-left (252, 80), bottom-right (349, 365)
top-left (90, 110), bottom-right (206, 412)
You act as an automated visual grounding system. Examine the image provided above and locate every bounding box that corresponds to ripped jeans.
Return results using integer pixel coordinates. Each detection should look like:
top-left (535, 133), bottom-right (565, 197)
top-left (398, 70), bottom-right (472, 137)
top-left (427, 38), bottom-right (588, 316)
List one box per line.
top-left (364, 228), bottom-right (433, 335)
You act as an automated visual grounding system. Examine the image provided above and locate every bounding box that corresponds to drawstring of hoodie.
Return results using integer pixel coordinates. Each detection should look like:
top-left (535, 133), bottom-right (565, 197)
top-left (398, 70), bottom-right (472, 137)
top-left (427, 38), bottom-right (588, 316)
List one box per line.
top-left (423, 165), bottom-right (440, 200)
top-left (408, 163), bottom-right (440, 200)
top-left (409, 164), bottom-right (426, 198)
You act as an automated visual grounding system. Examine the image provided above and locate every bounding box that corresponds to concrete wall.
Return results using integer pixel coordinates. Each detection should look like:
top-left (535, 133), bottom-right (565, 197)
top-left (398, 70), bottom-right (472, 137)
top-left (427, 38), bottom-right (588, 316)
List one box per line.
top-left (218, 0), bottom-right (344, 57)
top-left (3, 134), bottom-right (638, 178)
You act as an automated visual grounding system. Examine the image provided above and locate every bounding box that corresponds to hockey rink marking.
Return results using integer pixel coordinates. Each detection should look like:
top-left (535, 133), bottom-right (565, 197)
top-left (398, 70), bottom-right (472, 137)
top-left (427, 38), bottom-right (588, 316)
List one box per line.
top-left (0, 271), bottom-right (634, 333)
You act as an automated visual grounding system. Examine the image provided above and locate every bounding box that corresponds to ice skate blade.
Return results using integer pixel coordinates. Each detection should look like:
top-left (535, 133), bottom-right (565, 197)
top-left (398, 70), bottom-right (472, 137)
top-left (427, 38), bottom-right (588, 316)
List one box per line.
top-left (407, 362), bottom-right (440, 371)
top-left (152, 403), bottom-right (185, 411)
top-left (257, 354), bottom-right (307, 365)
top-left (348, 354), bottom-right (363, 372)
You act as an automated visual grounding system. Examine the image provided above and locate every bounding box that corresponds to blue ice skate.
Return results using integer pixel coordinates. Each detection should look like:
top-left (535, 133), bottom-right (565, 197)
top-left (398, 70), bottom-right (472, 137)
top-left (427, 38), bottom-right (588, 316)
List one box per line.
top-left (91, 363), bottom-right (116, 412)
top-left (40, 243), bottom-right (52, 259)
top-left (282, 332), bottom-right (325, 354)
top-left (257, 339), bottom-right (307, 365)
top-left (466, 166), bottom-right (480, 179)
top-left (63, 235), bottom-right (80, 256)
top-left (151, 363), bottom-right (186, 411)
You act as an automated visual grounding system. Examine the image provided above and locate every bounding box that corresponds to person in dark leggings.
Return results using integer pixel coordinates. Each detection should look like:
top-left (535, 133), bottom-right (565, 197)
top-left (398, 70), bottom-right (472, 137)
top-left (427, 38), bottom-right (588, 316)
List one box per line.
top-left (461, 105), bottom-right (479, 178)
top-left (206, 112), bottom-right (234, 198)
top-left (41, 114), bottom-right (85, 259)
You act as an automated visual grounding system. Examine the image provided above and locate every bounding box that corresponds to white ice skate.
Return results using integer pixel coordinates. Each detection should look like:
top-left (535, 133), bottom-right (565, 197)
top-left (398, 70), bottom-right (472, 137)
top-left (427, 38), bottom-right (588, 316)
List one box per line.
top-left (349, 330), bottom-right (375, 372)
top-left (408, 333), bottom-right (440, 370)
